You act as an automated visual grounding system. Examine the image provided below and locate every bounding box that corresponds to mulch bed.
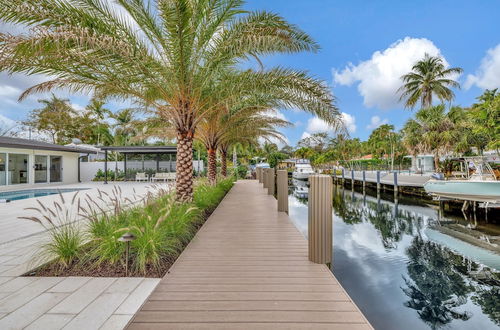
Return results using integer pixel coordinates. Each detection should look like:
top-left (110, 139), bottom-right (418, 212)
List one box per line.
top-left (25, 254), bottom-right (175, 278)
top-left (24, 204), bottom-right (221, 278)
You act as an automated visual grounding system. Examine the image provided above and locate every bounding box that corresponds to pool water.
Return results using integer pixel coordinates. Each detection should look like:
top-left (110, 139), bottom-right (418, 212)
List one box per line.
top-left (288, 180), bottom-right (500, 330)
top-left (0, 188), bottom-right (89, 201)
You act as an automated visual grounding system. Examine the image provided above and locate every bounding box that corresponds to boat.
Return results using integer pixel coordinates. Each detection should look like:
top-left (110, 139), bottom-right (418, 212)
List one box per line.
top-left (424, 157), bottom-right (500, 203)
top-left (292, 159), bottom-right (315, 180)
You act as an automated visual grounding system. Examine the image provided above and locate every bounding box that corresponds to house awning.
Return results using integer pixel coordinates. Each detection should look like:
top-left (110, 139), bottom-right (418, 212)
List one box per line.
top-left (0, 136), bottom-right (97, 153)
top-left (99, 146), bottom-right (176, 154)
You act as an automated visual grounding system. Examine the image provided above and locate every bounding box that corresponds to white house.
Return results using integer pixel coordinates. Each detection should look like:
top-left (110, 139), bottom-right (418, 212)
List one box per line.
top-left (0, 136), bottom-right (95, 191)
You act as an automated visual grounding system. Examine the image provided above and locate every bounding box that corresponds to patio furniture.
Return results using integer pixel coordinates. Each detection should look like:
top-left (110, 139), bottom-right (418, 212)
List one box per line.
top-left (135, 172), bottom-right (149, 182)
top-left (151, 172), bottom-right (176, 182)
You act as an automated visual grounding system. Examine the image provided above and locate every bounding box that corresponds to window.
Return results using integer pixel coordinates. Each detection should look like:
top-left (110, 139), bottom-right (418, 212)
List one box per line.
top-left (50, 156), bottom-right (62, 182)
top-left (0, 153), bottom-right (5, 186)
top-left (8, 153), bottom-right (29, 185)
top-left (35, 155), bottom-right (48, 183)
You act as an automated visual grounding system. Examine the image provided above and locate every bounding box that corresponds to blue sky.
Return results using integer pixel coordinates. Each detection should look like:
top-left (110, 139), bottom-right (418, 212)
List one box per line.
top-left (1, 0), bottom-right (499, 145)
top-left (245, 0), bottom-right (500, 145)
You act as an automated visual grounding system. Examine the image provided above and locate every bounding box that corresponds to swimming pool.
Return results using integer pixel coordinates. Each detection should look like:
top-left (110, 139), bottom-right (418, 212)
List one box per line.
top-left (0, 188), bottom-right (89, 201)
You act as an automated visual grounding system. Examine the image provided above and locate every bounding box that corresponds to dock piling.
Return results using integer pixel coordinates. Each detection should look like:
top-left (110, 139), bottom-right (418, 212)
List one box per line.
top-left (308, 175), bottom-right (333, 264)
top-left (341, 168), bottom-right (345, 186)
top-left (267, 168), bottom-right (275, 195)
top-left (362, 170), bottom-right (366, 191)
top-left (376, 170), bottom-right (381, 193)
top-left (394, 172), bottom-right (398, 197)
top-left (277, 170), bottom-right (288, 213)
top-left (351, 170), bottom-right (355, 190)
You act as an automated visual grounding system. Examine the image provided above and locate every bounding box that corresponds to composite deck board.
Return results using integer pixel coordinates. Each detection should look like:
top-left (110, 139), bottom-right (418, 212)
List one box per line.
top-left (127, 180), bottom-right (372, 330)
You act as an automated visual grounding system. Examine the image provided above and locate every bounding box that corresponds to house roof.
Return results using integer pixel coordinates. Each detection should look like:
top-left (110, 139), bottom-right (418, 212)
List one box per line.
top-left (0, 136), bottom-right (97, 153)
top-left (99, 145), bottom-right (177, 154)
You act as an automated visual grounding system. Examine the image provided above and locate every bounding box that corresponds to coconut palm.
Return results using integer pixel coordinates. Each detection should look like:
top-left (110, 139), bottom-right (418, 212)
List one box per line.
top-left (409, 105), bottom-right (458, 171)
top-left (399, 54), bottom-right (463, 109)
top-left (112, 109), bottom-right (137, 146)
top-left (85, 98), bottom-right (110, 146)
top-left (0, 0), bottom-right (340, 201)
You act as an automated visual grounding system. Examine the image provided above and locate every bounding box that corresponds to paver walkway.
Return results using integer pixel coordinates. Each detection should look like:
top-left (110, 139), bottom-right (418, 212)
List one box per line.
top-left (0, 182), bottom-right (165, 329)
top-left (128, 180), bottom-right (372, 329)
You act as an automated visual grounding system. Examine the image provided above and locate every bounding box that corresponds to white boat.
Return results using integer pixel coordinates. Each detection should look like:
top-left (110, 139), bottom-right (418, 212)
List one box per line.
top-left (424, 157), bottom-right (500, 203)
top-left (292, 159), bottom-right (315, 180)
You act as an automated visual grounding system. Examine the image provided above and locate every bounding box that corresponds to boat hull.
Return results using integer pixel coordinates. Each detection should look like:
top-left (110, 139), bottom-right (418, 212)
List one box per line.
top-left (424, 180), bottom-right (500, 203)
top-left (292, 172), bottom-right (312, 180)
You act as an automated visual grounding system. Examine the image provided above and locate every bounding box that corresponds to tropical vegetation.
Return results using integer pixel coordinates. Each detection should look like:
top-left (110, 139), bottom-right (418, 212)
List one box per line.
top-left (399, 54), bottom-right (463, 109)
top-left (25, 177), bottom-right (234, 276)
top-left (0, 0), bottom-right (341, 201)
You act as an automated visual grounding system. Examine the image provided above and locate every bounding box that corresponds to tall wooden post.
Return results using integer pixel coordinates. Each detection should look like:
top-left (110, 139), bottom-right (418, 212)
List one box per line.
top-left (267, 168), bottom-right (275, 195)
top-left (258, 167), bottom-right (263, 183)
top-left (376, 170), bottom-right (381, 193)
top-left (351, 170), bottom-right (355, 190)
top-left (277, 170), bottom-right (288, 213)
top-left (393, 171), bottom-right (398, 197)
top-left (263, 168), bottom-right (269, 189)
top-left (362, 170), bottom-right (366, 191)
top-left (341, 168), bottom-right (345, 185)
top-left (308, 175), bottom-right (333, 264)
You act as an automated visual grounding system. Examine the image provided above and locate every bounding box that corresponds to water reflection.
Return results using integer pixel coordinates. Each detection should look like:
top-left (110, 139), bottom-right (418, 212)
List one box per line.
top-left (288, 182), bottom-right (500, 330)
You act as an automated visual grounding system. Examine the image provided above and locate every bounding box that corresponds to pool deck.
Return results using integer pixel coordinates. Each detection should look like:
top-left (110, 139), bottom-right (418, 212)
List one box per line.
top-left (0, 182), bottom-right (166, 329)
top-left (127, 180), bottom-right (373, 329)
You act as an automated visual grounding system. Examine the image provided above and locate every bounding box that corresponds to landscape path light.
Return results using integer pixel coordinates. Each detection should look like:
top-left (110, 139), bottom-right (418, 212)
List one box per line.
top-left (118, 232), bottom-right (136, 276)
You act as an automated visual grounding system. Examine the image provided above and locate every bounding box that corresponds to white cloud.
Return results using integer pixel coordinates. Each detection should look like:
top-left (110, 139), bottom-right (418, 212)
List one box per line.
top-left (300, 131), bottom-right (311, 140)
top-left (301, 113), bottom-right (356, 141)
top-left (263, 109), bottom-right (287, 121)
top-left (465, 44), bottom-right (500, 90)
top-left (71, 103), bottom-right (86, 113)
top-left (258, 135), bottom-right (289, 149)
top-left (341, 112), bottom-right (356, 134)
top-left (333, 37), bottom-right (449, 109)
top-left (0, 114), bottom-right (17, 135)
top-left (306, 116), bottom-right (332, 133)
top-left (366, 116), bottom-right (389, 130)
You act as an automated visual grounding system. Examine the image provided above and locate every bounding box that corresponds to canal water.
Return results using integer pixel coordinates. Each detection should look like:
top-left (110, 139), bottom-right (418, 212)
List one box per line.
top-left (288, 178), bottom-right (500, 330)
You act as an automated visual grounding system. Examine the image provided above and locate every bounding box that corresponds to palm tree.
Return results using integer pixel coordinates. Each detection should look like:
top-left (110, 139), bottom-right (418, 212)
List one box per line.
top-left (399, 54), bottom-right (463, 109)
top-left (409, 105), bottom-right (458, 171)
top-left (402, 119), bottom-right (424, 171)
top-left (218, 113), bottom-right (290, 177)
top-left (112, 109), bottom-right (137, 146)
top-left (197, 105), bottom-right (290, 182)
top-left (85, 98), bottom-right (110, 146)
top-left (0, 0), bottom-right (339, 201)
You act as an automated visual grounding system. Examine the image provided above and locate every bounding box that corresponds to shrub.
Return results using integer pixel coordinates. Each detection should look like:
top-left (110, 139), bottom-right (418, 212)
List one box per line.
top-left (20, 192), bottom-right (84, 269)
top-left (22, 178), bottom-right (235, 276)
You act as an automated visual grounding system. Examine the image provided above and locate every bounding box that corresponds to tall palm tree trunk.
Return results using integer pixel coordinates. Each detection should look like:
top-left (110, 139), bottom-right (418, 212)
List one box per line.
top-left (220, 148), bottom-right (228, 177)
top-left (207, 148), bottom-right (217, 184)
top-left (433, 153), bottom-right (440, 172)
top-left (176, 132), bottom-right (194, 202)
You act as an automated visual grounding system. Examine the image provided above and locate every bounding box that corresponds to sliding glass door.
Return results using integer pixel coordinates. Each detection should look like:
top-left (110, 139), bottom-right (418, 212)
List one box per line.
top-left (8, 153), bottom-right (29, 184)
top-left (50, 156), bottom-right (62, 182)
top-left (35, 155), bottom-right (48, 183)
top-left (0, 153), bottom-right (5, 186)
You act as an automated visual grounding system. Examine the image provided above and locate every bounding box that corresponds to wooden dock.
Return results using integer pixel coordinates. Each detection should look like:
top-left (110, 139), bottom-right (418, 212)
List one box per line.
top-left (127, 180), bottom-right (372, 330)
top-left (334, 170), bottom-right (431, 187)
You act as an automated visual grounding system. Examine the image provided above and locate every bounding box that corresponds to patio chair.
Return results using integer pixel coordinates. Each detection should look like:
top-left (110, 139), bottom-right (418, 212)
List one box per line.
top-left (165, 172), bottom-right (176, 182)
top-left (151, 172), bottom-right (169, 182)
top-left (135, 172), bottom-right (149, 182)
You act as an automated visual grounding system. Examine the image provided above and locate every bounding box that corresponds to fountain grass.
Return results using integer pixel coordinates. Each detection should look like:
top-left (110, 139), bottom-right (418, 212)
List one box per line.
top-left (23, 177), bottom-right (234, 277)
